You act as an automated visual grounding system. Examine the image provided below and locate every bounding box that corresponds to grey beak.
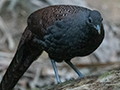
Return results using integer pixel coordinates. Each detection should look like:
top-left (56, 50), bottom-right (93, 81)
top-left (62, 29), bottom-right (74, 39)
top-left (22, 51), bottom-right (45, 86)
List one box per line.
top-left (94, 25), bottom-right (101, 34)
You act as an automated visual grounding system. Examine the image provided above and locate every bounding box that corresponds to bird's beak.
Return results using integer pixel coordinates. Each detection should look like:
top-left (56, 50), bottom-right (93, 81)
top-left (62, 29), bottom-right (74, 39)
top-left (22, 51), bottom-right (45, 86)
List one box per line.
top-left (94, 25), bottom-right (101, 34)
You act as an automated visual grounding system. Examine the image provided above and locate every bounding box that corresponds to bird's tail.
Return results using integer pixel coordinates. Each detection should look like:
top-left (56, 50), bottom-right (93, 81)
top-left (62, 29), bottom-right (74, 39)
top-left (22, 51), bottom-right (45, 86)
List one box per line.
top-left (0, 27), bottom-right (43, 90)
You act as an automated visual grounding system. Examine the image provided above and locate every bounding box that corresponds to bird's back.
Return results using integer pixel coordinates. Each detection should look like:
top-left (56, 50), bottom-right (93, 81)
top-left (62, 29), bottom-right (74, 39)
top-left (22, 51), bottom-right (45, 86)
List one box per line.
top-left (27, 5), bottom-right (91, 38)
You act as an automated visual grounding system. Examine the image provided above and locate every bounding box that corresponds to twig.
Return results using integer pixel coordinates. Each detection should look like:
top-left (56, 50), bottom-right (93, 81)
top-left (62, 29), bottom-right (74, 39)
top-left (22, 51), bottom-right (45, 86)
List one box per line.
top-left (0, 0), bottom-right (6, 12)
top-left (74, 61), bottom-right (120, 68)
top-left (7, 0), bottom-right (18, 11)
top-left (0, 51), bottom-right (13, 58)
top-left (0, 16), bottom-right (15, 50)
top-left (30, 0), bottom-right (48, 7)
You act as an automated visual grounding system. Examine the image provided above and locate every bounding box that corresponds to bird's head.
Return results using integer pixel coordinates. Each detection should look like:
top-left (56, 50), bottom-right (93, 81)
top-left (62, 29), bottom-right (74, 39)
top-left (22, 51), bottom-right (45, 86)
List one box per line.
top-left (86, 10), bottom-right (103, 34)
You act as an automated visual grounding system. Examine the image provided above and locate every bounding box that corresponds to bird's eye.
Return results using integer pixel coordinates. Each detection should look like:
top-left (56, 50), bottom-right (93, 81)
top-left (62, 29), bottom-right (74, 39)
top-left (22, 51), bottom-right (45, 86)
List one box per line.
top-left (101, 18), bottom-right (103, 21)
top-left (88, 17), bottom-right (92, 23)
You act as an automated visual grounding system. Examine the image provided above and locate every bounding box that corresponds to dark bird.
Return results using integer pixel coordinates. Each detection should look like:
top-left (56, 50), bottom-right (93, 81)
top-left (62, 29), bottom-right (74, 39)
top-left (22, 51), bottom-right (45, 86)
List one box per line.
top-left (0, 5), bottom-right (104, 90)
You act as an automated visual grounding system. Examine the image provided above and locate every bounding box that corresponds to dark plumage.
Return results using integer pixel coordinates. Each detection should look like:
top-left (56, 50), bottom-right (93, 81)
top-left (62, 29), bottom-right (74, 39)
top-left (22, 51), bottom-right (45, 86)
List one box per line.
top-left (0, 5), bottom-right (104, 90)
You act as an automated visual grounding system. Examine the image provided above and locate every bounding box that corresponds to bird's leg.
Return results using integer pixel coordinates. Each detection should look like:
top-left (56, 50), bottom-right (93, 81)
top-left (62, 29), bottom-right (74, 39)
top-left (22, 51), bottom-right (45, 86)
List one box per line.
top-left (51, 59), bottom-right (61, 83)
top-left (65, 61), bottom-right (84, 78)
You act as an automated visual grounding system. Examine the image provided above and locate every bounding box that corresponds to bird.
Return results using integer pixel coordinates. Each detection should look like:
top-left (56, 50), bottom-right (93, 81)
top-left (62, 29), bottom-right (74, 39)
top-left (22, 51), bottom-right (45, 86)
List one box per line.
top-left (0, 5), bottom-right (104, 90)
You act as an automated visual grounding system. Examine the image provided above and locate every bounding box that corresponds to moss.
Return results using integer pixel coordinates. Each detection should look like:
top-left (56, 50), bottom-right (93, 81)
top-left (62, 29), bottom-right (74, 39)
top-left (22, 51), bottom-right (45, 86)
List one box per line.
top-left (32, 70), bottom-right (120, 90)
top-left (99, 71), bottom-right (113, 79)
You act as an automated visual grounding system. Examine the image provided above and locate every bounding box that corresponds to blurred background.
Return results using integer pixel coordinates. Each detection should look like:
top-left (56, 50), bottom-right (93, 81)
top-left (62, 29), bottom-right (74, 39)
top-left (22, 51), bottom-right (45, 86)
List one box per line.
top-left (0, 0), bottom-right (120, 90)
